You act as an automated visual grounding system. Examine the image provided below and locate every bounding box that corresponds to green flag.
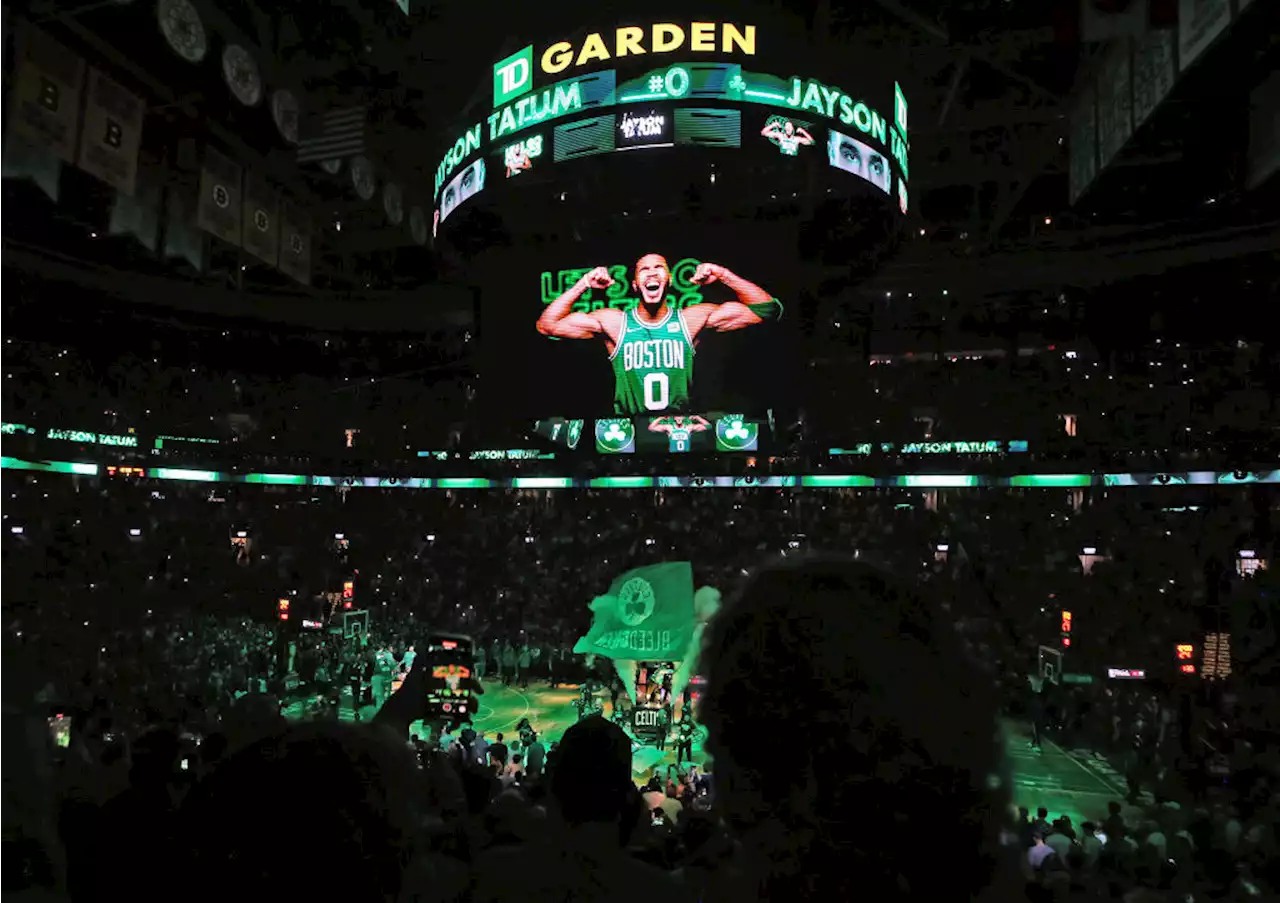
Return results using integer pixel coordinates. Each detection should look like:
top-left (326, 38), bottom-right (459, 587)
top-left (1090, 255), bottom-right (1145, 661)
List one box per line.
top-left (574, 562), bottom-right (695, 660)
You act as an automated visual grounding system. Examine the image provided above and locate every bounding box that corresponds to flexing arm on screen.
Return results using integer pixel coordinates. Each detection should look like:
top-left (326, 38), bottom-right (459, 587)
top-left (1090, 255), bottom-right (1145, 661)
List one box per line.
top-left (683, 263), bottom-right (783, 338)
top-left (535, 267), bottom-right (624, 341)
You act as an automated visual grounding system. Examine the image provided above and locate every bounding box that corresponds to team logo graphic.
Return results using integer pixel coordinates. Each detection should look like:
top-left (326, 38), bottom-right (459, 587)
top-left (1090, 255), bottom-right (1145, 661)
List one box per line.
top-left (253, 208), bottom-right (269, 231)
top-left (566, 418), bottom-right (583, 450)
top-left (212, 184), bottom-right (230, 208)
top-left (596, 418), bottom-right (636, 453)
top-left (716, 416), bottom-right (758, 451)
top-left (617, 576), bottom-right (656, 627)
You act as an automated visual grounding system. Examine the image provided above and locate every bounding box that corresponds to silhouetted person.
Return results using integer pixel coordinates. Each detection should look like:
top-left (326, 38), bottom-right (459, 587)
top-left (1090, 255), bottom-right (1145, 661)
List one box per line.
top-left (178, 722), bottom-right (427, 903)
top-left (471, 716), bottom-right (691, 903)
top-left (698, 556), bottom-right (1013, 902)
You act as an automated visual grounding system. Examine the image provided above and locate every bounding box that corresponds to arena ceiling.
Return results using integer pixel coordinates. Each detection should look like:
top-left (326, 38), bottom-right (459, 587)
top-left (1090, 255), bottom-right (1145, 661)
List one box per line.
top-left (7, 0), bottom-right (1274, 308)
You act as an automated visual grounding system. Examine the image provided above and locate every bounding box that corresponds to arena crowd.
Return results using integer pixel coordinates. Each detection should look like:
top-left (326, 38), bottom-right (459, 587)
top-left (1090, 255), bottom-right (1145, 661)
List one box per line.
top-left (3, 468), bottom-right (1276, 902)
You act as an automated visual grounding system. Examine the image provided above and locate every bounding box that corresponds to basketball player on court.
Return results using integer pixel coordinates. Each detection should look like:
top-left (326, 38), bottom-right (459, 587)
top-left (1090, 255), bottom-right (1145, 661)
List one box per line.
top-left (535, 254), bottom-right (781, 415)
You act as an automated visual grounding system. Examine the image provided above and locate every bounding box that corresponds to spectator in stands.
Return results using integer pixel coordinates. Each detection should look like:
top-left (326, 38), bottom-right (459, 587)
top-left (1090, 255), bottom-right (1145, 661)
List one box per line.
top-left (488, 732), bottom-right (509, 772)
top-left (179, 721), bottom-right (430, 903)
top-left (1079, 820), bottom-right (1103, 869)
top-left (471, 716), bottom-right (690, 903)
top-left (1027, 831), bottom-right (1056, 871)
top-left (698, 556), bottom-right (1012, 901)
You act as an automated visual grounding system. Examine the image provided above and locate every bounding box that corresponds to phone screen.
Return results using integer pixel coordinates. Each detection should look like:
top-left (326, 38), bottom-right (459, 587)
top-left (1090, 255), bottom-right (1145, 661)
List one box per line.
top-left (48, 714), bottom-right (71, 749)
top-left (422, 633), bottom-right (476, 720)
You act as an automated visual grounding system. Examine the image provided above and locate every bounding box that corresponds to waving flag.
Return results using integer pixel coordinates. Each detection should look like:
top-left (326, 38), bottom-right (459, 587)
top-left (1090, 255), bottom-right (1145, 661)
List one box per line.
top-left (574, 562), bottom-right (695, 660)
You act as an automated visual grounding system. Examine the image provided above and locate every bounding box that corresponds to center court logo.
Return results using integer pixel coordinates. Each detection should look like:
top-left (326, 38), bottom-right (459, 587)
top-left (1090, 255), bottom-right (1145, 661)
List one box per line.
top-left (493, 45), bottom-right (533, 107)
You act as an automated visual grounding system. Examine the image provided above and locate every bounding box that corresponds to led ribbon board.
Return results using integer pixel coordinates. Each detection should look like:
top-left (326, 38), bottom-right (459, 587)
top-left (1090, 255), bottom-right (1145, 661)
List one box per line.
top-left (433, 20), bottom-right (909, 224)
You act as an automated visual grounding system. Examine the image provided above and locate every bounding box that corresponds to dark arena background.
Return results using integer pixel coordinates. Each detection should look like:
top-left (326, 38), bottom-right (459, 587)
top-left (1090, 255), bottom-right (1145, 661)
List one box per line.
top-left (3, 1), bottom-right (1280, 901)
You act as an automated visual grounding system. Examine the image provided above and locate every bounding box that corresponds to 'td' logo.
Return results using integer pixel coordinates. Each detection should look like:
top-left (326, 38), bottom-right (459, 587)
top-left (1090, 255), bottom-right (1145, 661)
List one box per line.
top-left (493, 45), bottom-right (532, 108)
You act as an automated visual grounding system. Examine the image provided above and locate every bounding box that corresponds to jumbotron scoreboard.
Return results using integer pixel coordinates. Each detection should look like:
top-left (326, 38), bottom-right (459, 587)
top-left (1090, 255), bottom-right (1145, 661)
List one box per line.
top-left (595, 413), bottom-right (761, 454)
top-left (430, 19), bottom-right (910, 238)
top-left (532, 413), bottom-right (765, 454)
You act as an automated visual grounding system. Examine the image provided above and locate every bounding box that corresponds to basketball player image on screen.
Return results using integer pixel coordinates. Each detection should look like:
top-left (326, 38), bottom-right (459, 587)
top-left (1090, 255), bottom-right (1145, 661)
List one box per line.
top-left (505, 143), bottom-right (533, 178)
top-left (761, 116), bottom-right (814, 156)
top-left (827, 129), bottom-right (891, 195)
top-left (649, 414), bottom-right (710, 453)
top-left (536, 254), bottom-right (782, 415)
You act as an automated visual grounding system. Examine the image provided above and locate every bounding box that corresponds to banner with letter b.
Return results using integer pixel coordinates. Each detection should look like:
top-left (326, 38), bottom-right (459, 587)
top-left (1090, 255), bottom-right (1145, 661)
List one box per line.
top-left (574, 561), bottom-right (695, 661)
top-left (78, 68), bottom-right (145, 195)
top-left (197, 147), bottom-right (243, 246)
top-left (10, 24), bottom-right (85, 162)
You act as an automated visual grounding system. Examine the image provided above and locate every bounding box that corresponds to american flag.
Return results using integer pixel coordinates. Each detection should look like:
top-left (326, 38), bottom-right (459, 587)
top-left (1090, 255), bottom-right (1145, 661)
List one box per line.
top-left (297, 106), bottom-right (366, 164)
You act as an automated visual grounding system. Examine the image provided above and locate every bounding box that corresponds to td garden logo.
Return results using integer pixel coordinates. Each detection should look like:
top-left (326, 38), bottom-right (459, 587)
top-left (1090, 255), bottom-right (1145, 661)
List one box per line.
top-left (596, 418), bottom-right (635, 453)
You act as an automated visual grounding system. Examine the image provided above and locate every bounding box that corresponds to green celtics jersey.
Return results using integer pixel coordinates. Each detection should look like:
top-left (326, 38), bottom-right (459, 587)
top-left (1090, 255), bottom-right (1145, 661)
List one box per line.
top-left (609, 307), bottom-right (695, 414)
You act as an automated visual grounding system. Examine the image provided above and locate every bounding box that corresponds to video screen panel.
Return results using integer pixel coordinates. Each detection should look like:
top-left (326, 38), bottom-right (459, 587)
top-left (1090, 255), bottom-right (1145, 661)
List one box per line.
top-left (431, 21), bottom-right (912, 236)
top-left (594, 414), bottom-right (762, 454)
top-left (826, 128), bottom-right (891, 195)
top-left (480, 236), bottom-right (799, 419)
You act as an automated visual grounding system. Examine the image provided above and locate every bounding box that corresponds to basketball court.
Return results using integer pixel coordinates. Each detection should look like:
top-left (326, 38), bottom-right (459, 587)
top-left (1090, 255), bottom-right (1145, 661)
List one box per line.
top-left (287, 680), bottom-right (1144, 822)
top-left (283, 679), bottom-right (707, 777)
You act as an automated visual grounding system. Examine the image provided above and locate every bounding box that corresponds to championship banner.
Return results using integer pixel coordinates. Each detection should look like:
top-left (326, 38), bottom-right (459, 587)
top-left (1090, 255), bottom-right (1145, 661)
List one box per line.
top-left (1178, 0), bottom-right (1232, 74)
top-left (78, 68), bottom-right (146, 195)
top-left (163, 175), bottom-right (207, 273)
top-left (1097, 42), bottom-right (1133, 169)
top-left (278, 200), bottom-right (312, 285)
top-left (573, 561), bottom-right (695, 660)
top-left (2, 129), bottom-right (62, 202)
top-left (10, 24), bottom-right (85, 163)
top-left (1068, 86), bottom-right (1098, 203)
top-left (108, 152), bottom-right (164, 251)
top-left (196, 147), bottom-right (243, 246)
top-left (242, 172), bottom-right (280, 266)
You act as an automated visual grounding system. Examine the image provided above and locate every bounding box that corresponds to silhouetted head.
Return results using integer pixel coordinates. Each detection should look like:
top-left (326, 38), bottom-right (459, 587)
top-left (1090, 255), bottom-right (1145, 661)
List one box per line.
top-left (700, 556), bottom-right (1008, 901)
top-left (180, 722), bottom-right (422, 903)
top-left (549, 716), bottom-right (638, 835)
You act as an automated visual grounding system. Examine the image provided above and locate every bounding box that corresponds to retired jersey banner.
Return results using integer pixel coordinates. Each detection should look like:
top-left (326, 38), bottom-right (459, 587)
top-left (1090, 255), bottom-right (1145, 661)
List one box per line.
top-left (278, 200), bottom-right (312, 285)
top-left (242, 172), bottom-right (280, 266)
top-left (108, 152), bottom-right (164, 251)
top-left (164, 175), bottom-right (207, 273)
top-left (1178, 0), bottom-right (1232, 74)
top-left (78, 68), bottom-right (146, 195)
top-left (3, 128), bottom-right (62, 202)
top-left (197, 147), bottom-right (243, 246)
top-left (574, 561), bottom-right (695, 660)
top-left (11, 25), bottom-right (86, 162)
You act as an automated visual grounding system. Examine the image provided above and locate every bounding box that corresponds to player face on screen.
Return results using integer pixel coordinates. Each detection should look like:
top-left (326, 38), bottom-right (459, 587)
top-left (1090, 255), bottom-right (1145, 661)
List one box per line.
top-left (828, 130), bottom-right (890, 194)
top-left (632, 254), bottom-right (671, 310)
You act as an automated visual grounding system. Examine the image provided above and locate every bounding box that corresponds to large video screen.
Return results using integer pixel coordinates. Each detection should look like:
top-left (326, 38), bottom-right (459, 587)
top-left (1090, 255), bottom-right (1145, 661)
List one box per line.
top-left (430, 20), bottom-right (911, 235)
top-left (479, 236), bottom-right (799, 418)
